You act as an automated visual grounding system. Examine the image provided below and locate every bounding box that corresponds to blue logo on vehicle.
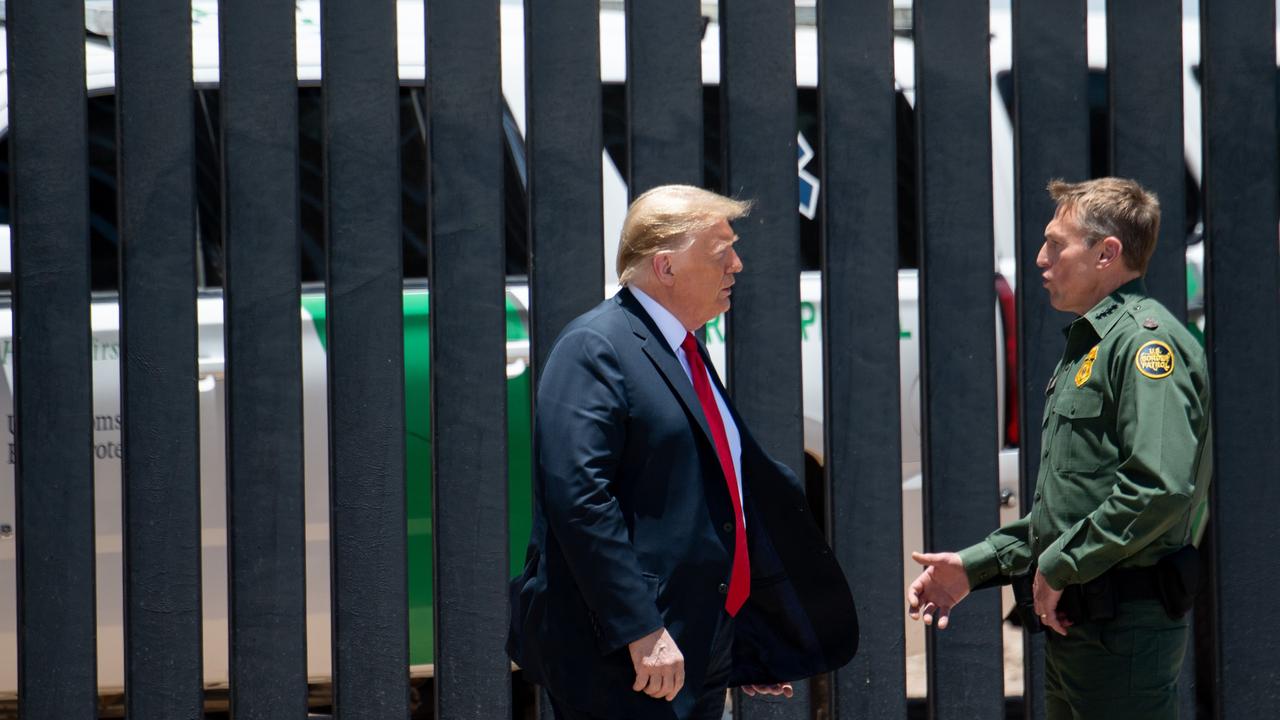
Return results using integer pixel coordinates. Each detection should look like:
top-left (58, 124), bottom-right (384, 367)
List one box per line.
top-left (798, 132), bottom-right (819, 220)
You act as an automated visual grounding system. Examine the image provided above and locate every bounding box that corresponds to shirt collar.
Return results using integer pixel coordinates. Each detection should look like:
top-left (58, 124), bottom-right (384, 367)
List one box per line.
top-left (629, 285), bottom-right (690, 354)
top-left (1071, 277), bottom-right (1148, 340)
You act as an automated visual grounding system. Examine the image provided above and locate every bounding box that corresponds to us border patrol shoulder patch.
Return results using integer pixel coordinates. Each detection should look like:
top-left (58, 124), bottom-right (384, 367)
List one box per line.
top-left (1135, 340), bottom-right (1175, 379)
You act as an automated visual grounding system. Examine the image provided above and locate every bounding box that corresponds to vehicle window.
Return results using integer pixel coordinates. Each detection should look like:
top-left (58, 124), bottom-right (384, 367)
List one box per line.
top-left (197, 85), bottom-right (530, 286)
top-left (994, 69), bottom-right (1201, 240)
top-left (0, 85), bottom-right (531, 294)
top-left (602, 83), bottom-right (919, 271)
top-left (88, 94), bottom-right (121, 292)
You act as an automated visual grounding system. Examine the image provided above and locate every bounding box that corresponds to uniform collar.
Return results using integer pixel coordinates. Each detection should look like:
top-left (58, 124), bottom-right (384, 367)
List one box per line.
top-left (1068, 277), bottom-right (1147, 340)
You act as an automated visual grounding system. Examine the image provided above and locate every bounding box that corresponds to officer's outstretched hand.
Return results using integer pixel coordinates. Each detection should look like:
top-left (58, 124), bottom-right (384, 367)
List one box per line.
top-left (907, 551), bottom-right (971, 630)
top-left (629, 627), bottom-right (685, 701)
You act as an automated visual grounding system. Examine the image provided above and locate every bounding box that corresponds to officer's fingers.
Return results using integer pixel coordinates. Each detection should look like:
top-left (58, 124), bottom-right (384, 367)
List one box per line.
top-left (1042, 613), bottom-right (1069, 637)
top-left (936, 607), bottom-right (952, 630)
top-left (911, 551), bottom-right (945, 567)
top-left (741, 685), bottom-right (757, 697)
top-left (920, 602), bottom-right (936, 625)
top-left (782, 683), bottom-right (794, 698)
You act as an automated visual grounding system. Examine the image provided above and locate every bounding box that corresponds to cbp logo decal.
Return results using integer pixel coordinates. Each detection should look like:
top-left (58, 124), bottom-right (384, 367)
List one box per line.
top-left (1135, 341), bottom-right (1175, 379)
top-left (1075, 346), bottom-right (1098, 387)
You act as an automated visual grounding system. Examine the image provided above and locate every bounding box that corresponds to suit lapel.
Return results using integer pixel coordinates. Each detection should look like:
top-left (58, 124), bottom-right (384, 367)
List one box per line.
top-left (616, 289), bottom-right (716, 448)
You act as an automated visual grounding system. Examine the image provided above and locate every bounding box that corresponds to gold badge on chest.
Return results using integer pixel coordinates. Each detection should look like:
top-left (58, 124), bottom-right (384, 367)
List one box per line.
top-left (1074, 345), bottom-right (1099, 387)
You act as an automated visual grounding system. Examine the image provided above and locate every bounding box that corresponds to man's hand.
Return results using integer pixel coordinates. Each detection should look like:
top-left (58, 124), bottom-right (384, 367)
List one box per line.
top-left (907, 551), bottom-right (971, 630)
top-left (1032, 569), bottom-right (1072, 636)
top-left (741, 683), bottom-right (794, 698)
top-left (628, 627), bottom-right (685, 701)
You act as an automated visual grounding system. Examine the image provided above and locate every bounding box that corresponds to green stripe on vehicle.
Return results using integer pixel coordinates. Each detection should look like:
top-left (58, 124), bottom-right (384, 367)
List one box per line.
top-left (301, 293), bottom-right (534, 666)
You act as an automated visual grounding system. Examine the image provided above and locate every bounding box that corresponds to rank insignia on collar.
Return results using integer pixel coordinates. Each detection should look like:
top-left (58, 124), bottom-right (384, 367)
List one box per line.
top-left (1075, 345), bottom-right (1099, 387)
top-left (1135, 340), bottom-right (1175, 379)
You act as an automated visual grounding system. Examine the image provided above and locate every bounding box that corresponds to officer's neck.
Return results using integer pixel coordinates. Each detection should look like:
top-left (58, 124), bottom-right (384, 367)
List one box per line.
top-left (1074, 269), bottom-right (1142, 316)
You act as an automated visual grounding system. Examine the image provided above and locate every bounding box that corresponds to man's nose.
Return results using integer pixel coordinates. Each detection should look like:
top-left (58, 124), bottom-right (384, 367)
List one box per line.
top-left (1036, 243), bottom-right (1050, 269)
top-left (728, 249), bottom-right (743, 273)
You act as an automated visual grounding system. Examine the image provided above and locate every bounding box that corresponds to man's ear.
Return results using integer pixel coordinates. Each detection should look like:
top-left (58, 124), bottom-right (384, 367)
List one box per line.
top-left (652, 253), bottom-right (677, 287)
top-left (1097, 236), bottom-right (1124, 269)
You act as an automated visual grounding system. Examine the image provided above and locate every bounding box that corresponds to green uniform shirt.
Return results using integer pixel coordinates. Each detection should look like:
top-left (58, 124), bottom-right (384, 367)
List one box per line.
top-left (960, 279), bottom-right (1213, 591)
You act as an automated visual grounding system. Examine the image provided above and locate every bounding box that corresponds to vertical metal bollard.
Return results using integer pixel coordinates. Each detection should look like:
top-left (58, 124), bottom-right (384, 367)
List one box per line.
top-left (1010, 2), bottom-right (1089, 718)
top-left (625, 0), bottom-right (705, 196)
top-left (913, 1), bottom-right (1005, 717)
top-left (1107, 0), bottom-right (1187, 319)
top-left (525, 0), bottom-right (606, 385)
top-left (819, 0), bottom-right (906, 717)
top-left (9, 1), bottom-right (96, 717)
top-left (426, 1), bottom-right (512, 718)
top-left (718, 1), bottom-right (806, 718)
top-left (322, 1), bottom-right (409, 718)
top-left (1200, 0), bottom-right (1280, 715)
top-left (220, 1), bottom-right (308, 717)
top-left (115, 1), bottom-right (204, 718)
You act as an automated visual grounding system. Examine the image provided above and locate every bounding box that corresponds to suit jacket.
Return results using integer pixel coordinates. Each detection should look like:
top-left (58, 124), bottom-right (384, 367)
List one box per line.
top-left (508, 287), bottom-right (858, 718)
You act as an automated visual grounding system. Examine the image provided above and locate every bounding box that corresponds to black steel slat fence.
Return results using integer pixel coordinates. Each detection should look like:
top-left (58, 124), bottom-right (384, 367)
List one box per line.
top-left (1109, 0), bottom-right (1188, 320)
top-left (1200, 0), bottom-right (1280, 717)
top-left (526, 0), bottom-right (605, 383)
top-left (719, 1), bottom-right (806, 718)
top-left (219, 1), bottom-right (309, 717)
top-left (9, 1), bottom-right (96, 718)
top-left (1011, 2), bottom-right (1090, 718)
top-left (626, 0), bottom-right (704, 196)
top-left (818, 1), bottom-right (905, 718)
top-left (914, 1), bottom-right (1005, 717)
top-left (6, 2), bottom-right (1280, 719)
top-left (425, 1), bottom-right (511, 718)
top-left (322, 1), bottom-right (409, 717)
top-left (115, 1), bottom-right (204, 718)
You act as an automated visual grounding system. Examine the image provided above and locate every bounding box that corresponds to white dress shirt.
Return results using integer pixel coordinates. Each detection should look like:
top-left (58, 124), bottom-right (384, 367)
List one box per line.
top-left (630, 286), bottom-right (745, 513)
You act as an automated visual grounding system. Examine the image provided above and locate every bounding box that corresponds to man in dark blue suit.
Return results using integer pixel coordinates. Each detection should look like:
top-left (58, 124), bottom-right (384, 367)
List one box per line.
top-left (508, 185), bottom-right (858, 719)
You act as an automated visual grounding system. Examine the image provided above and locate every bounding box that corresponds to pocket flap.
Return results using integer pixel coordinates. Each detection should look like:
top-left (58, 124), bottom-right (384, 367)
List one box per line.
top-left (1052, 388), bottom-right (1104, 419)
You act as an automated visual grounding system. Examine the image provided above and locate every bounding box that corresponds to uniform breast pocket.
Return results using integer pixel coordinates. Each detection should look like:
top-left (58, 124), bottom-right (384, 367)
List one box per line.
top-left (1050, 388), bottom-right (1109, 473)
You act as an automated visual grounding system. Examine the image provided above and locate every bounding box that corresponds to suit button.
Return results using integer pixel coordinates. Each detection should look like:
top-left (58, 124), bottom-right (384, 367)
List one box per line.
top-left (722, 522), bottom-right (734, 533)
top-left (718, 583), bottom-right (729, 594)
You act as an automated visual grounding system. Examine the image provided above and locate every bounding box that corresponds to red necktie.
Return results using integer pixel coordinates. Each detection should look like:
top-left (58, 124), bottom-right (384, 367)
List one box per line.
top-left (681, 333), bottom-right (750, 616)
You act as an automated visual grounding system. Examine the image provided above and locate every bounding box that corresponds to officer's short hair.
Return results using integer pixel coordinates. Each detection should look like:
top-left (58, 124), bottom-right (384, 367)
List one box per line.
top-left (1048, 177), bottom-right (1161, 274)
top-left (617, 185), bottom-right (753, 285)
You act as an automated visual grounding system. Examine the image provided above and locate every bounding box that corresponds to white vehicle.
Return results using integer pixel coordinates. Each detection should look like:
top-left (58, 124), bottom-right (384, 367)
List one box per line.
top-left (0, 0), bottom-right (1214, 712)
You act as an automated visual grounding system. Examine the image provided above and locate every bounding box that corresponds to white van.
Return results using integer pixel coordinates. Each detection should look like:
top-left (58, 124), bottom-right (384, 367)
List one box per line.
top-left (0, 0), bottom-right (1213, 712)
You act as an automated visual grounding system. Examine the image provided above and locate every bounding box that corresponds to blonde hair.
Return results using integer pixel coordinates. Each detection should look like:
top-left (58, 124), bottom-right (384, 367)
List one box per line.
top-left (616, 185), bottom-right (753, 285)
top-left (1047, 177), bottom-right (1161, 274)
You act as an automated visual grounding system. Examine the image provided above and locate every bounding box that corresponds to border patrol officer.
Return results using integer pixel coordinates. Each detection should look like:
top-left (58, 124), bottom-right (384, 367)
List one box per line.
top-left (906, 177), bottom-right (1211, 719)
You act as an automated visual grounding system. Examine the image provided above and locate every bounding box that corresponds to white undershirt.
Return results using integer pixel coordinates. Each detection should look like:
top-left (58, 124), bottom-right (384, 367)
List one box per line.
top-left (630, 287), bottom-right (745, 510)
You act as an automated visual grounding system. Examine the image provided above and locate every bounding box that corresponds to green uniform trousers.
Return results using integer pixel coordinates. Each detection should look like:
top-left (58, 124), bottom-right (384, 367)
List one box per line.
top-left (1044, 600), bottom-right (1188, 720)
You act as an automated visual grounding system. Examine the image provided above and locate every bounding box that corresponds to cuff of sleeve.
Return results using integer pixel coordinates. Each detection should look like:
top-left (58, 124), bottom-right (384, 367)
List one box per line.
top-left (958, 541), bottom-right (1001, 590)
top-left (596, 609), bottom-right (665, 656)
top-left (1036, 543), bottom-right (1074, 591)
